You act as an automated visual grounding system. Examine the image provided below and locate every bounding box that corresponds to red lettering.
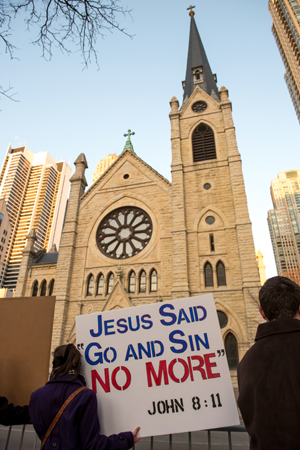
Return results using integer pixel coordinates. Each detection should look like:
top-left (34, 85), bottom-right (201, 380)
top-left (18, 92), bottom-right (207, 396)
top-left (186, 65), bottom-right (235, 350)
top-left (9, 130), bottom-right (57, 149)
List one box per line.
top-left (187, 356), bottom-right (194, 381)
top-left (191, 355), bottom-right (207, 379)
top-left (91, 368), bottom-right (110, 393)
top-left (204, 353), bottom-right (220, 379)
top-left (146, 360), bottom-right (169, 387)
top-left (168, 358), bottom-right (189, 383)
top-left (111, 366), bottom-right (132, 391)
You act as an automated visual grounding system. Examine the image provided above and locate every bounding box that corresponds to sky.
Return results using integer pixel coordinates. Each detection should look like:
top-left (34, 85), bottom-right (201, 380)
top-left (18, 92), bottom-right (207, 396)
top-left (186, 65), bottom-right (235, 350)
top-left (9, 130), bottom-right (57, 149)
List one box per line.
top-left (1, 0), bottom-right (299, 279)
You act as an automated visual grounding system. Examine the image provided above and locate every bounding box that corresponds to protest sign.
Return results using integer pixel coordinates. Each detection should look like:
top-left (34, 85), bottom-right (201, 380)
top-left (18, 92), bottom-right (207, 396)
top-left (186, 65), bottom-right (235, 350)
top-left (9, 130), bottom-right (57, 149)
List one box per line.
top-left (76, 294), bottom-right (239, 437)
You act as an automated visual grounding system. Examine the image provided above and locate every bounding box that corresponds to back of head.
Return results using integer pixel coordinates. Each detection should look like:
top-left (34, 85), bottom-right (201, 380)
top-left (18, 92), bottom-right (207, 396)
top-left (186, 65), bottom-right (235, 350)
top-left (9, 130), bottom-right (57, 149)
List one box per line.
top-left (259, 276), bottom-right (300, 321)
top-left (51, 343), bottom-right (81, 379)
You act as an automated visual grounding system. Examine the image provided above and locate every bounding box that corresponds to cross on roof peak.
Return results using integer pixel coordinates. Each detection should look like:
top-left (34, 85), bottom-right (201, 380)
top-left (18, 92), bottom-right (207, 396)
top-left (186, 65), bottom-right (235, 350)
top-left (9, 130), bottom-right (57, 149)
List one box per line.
top-left (187, 5), bottom-right (195, 17)
top-left (124, 129), bottom-right (135, 139)
top-left (123, 129), bottom-right (135, 154)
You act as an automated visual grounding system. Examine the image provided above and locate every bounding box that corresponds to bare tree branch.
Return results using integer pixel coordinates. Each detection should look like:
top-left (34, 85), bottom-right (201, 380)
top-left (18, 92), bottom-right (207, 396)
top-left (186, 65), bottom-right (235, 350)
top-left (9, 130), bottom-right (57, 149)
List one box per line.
top-left (0, 84), bottom-right (19, 108)
top-left (0, 0), bottom-right (133, 106)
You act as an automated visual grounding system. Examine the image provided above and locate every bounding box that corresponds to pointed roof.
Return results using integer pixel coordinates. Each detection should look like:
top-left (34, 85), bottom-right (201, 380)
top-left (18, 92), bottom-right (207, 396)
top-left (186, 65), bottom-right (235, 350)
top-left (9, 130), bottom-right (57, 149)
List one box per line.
top-left (80, 148), bottom-right (171, 201)
top-left (183, 12), bottom-right (219, 103)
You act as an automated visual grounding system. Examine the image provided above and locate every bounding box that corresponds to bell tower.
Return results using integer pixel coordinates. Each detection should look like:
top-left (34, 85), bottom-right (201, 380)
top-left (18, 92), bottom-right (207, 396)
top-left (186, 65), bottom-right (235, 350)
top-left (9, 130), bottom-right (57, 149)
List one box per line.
top-left (170, 8), bottom-right (261, 369)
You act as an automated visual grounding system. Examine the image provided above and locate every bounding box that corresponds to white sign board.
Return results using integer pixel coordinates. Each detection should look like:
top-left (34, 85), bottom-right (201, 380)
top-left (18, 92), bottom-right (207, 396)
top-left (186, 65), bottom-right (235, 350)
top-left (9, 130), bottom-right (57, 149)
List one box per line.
top-left (76, 294), bottom-right (239, 437)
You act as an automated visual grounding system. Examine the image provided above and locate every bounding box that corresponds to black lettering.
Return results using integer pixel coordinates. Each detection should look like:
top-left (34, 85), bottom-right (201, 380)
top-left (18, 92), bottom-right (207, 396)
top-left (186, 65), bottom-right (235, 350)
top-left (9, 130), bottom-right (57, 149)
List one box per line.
top-left (148, 401), bottom-right (156, 415)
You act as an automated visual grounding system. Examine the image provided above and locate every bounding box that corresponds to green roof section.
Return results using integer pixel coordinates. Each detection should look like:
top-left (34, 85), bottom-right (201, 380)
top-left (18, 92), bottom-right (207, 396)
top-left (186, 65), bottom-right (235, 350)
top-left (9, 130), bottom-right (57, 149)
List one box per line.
top-left (122, 129), bottom-right (135, 153)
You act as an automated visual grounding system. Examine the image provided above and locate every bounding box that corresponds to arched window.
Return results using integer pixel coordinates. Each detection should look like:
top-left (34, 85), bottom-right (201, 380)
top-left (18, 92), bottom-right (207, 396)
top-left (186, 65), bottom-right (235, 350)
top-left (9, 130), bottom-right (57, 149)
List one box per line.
top-left (129, 271), bottom-right (136, 293)
top-left (195, 70), bottom-right (200, 80)
top-left (139, 270), bottom-right (146, 293)
top-left (107, 273), bottom-right (114, 294)
top-left (192, 124), bottom-right (216, 162)
top-left (40, 280), bottom-right (47, 297)
top-left (49, 279), bottom-right (55, 296)
top-left (217, 261), bottom-right (226, 286)
top-left (217, 311), bottom-right (228, 329)
top-left (32, 280), bottom-right (38, 297)
top-left (204, 262), bottom-right (213, 287)
top-left (210, 234), bottom-right (215, 252)
top-left (150, 269), bottom-right (158, 292)
top-left (86, 274), bottom-right (94, 296)
top-left (225, 333), bottom-right (239, 370)
top-left (97, 274), bottom-right (104, 295)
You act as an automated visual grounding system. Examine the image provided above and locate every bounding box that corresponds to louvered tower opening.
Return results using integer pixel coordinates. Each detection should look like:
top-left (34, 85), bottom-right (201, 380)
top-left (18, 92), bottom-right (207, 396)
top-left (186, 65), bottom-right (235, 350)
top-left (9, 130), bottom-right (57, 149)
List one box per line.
top-left (192, 124), bottom-right (216, 162)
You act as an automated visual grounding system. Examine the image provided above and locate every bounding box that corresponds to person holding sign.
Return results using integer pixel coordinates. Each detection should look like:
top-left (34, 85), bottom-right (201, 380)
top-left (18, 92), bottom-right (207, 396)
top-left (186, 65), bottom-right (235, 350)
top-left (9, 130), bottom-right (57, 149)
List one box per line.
top-left (29, 344), bottom-right (140, 450)
top-left (238, 276), bottom-right (300, 450)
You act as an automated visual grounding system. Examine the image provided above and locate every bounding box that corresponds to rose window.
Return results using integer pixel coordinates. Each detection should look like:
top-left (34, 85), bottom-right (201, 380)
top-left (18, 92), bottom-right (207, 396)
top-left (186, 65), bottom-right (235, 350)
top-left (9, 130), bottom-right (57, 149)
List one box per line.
top-left (96, 207), bottom-right (153, 259)
top-left (192, 101), bottom-right (207, 113)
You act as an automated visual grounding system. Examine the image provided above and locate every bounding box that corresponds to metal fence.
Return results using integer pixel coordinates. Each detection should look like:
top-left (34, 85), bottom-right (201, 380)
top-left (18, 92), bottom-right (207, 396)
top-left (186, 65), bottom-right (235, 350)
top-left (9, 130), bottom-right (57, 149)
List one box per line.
top-left (1, 424), bottom-right (249, 450)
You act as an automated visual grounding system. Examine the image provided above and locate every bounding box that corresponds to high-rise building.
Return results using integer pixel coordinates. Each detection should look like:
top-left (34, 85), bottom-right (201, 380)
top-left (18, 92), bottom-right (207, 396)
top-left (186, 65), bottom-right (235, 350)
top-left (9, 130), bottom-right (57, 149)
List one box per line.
top-left (256, 250), bottom-right (267, 285)
top-left (0, 145), bottom-right (71, 291)
top-left (268, 170), bottom-right (300, 284)
top-left (0, 199), bottom-right (12, 288)
top-left (269, 0), bottom-right (300, 122)
top-left (92, 154), bottom-right (118, 184)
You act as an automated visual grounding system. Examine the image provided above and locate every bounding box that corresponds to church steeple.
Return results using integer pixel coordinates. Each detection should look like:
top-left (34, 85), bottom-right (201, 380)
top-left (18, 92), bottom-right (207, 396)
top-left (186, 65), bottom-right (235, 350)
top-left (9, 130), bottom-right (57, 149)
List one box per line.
top-left (183, 7), bottom-right (219, 103)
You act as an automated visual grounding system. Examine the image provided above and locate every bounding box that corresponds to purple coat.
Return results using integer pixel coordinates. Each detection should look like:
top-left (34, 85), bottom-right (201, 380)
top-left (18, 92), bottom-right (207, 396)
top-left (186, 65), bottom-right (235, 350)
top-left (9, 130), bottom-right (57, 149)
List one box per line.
top-left (29, 374), bottom-right (133, 450)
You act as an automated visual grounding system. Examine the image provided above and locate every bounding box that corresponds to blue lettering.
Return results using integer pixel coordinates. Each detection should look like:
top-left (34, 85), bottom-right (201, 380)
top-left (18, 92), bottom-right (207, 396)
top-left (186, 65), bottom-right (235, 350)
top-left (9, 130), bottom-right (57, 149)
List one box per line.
top-left (189, 306), bottom-right (195, 322)
top-left (159, 304), bottom-right (176, 326)
top-left (152, 340), bottom-right (164, 357)
top-left (197, 306), bottom-right (207, 321)
top-left (117, 318), bottom-right (128, 334)
top-left (125, 344), bottom-right (138, 361)
top-left (141, 314), bottom-right (153, 330)
top-left (90, 315), bottom-right (102, 337)
top-left (169, 330), bottom-right (188, 354)
top-left (104, 347), bottom-right (117, 363)
top-left (195, 333), bottom-right (210, 350)
top-left (138, 342), bottom-right (151, 359)
top-left (104, 319), bottom-right (115, 335)
top-left (128, 316), bottom-right (140, 331)
top-left (85, 342), bottom-right (103, 365)
top-left (188, 335), bottom-right (195, 351)
top-left (178, 308), bottom-right (190, 324)
top-left (194, 306), bottom-right (207, 322)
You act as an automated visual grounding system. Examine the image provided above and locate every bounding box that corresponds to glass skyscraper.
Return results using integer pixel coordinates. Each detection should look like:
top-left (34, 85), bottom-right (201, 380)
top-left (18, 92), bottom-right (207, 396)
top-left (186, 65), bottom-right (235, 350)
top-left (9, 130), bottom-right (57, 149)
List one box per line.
top-left (268, 170), bottom-right (300, 284)
top-left (269, 0), bottom-right (300, 122)
top-left (0, 145), bottom-right (71, 291)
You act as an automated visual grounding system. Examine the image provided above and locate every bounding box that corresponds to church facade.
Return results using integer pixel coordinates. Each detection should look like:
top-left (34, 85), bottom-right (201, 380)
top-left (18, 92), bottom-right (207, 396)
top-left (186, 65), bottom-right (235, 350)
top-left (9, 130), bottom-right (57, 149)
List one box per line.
top-left (15, 11), bottom-right (262, 385)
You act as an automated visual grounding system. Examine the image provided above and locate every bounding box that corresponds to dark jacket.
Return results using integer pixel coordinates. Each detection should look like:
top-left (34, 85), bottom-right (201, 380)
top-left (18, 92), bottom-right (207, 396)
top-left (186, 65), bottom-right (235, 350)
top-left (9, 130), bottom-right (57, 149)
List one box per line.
top-left (29, 374), bottom-right (133, 450)
top-left (0, 396), bottom-right (30, 426)
top-left (238, 318), bottom-right (300, 450)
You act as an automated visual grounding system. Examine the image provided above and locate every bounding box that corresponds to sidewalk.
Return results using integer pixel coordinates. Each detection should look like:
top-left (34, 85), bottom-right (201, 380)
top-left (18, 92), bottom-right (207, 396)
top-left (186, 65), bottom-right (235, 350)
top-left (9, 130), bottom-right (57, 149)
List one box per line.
top-left (1, 425), bottom-right (250, 450)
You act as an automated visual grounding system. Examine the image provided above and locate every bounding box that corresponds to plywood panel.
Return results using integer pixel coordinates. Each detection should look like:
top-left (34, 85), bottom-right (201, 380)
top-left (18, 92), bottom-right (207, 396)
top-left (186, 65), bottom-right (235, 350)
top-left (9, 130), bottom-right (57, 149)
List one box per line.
top-left (0, 296), bottom-right (55, 406)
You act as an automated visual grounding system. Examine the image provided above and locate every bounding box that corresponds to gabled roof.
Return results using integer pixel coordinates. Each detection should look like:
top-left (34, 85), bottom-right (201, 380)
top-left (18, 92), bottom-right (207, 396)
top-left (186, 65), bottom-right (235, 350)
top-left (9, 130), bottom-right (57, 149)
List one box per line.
top-left (183, 15), bottom-right (219, 103)
top-left (80, 149), bottom-right (171, 201)
top-left (32, 251), bottom-right (58, 265)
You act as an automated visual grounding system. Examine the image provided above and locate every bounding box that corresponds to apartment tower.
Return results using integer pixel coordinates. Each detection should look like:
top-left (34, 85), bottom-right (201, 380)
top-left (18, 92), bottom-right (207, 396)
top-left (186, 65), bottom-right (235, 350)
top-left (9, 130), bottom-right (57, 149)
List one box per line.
top-left (269, 0), bottom-right (300, 122)
top-left (92, 154), bottom-right (118, 184)
top-left (268, 170), bottom-right (300, 284)
top-left (0, 145), bottom-right (71, 291)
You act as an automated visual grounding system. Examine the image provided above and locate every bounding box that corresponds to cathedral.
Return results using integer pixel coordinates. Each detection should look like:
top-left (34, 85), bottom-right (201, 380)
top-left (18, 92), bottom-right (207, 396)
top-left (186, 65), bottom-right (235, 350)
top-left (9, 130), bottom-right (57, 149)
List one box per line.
top-left (16, 9), bottom-right (262, 387)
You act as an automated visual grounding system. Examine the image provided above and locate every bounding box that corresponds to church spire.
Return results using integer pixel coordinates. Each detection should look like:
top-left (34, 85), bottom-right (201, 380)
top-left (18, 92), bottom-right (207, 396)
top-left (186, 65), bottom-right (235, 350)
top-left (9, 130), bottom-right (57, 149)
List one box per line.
top-left (183, 7), bottom-right (219, 103)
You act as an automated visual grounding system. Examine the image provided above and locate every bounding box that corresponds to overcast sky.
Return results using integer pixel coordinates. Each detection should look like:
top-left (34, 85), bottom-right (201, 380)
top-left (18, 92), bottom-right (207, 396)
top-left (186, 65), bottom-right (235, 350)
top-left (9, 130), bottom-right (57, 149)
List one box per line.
top-left (1, 0), bottom-right (299, 279)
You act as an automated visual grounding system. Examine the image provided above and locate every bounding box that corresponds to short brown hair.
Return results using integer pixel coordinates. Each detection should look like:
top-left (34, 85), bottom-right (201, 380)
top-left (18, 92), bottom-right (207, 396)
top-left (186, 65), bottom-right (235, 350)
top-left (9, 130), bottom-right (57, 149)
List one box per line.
top-left (50, 344), bottom-right (81, 379)
top-left (259, 276), bottom-right (300, 321)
